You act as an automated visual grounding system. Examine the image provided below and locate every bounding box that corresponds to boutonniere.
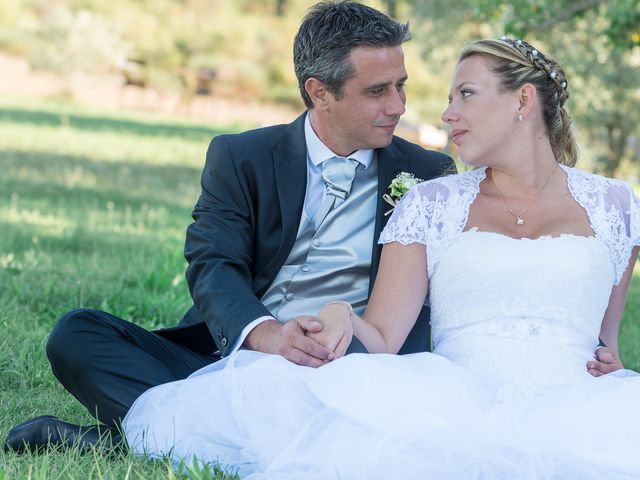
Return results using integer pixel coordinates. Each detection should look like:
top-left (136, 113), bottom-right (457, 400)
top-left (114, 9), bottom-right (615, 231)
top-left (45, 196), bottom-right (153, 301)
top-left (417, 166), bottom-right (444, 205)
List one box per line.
top-left (383, 172), bottom-right (423, 216)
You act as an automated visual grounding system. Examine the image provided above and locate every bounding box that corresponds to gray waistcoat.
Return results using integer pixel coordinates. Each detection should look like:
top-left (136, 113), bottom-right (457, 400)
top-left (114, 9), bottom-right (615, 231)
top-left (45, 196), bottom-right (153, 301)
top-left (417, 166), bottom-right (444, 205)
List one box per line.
top-left (261, 158), bottom-right (378, 321)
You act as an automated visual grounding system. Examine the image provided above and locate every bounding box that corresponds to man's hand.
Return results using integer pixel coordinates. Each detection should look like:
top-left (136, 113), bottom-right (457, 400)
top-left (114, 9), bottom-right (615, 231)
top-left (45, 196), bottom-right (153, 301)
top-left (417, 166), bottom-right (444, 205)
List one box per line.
top-left (587, 347), bottom-right (624, 377)
top-left (307, 303), bottom-right (354, 361)
top-left (244, 317), bottom-right (334, 367)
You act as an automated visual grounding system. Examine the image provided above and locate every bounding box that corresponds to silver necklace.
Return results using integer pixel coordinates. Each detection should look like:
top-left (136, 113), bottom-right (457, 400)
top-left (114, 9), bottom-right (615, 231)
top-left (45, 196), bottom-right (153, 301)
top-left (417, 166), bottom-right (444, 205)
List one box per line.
top-left (491, 164), bottom-right (558, 226)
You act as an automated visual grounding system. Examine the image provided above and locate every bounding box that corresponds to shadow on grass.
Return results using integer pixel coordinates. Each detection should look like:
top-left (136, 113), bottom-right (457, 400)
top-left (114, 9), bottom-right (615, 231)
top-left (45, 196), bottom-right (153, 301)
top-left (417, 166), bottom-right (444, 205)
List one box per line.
top-left (0, 106), bottom-right (243, 141)
top-left (0, 149), bottom-right (201, 214)
top-left (0, 218), bottom-right (185, 256)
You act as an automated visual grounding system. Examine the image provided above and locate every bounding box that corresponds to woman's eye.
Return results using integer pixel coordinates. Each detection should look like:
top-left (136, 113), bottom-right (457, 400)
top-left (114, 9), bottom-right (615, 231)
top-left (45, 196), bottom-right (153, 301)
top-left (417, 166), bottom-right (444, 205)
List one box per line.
top-left (461, 89), bottom-right (472, 98)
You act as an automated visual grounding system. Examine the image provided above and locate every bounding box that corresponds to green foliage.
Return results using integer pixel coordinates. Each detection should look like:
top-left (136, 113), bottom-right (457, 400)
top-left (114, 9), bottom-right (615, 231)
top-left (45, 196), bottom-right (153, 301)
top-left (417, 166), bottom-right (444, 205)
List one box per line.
top-left (2, 0), bottom-right (309, 103)
top-left (2, 0), bottom-right (639, 166)
top-left (557, 28), bottom-right (640, 176)
top-left (410, 0), bottom-right (639, 50)
top-left (0, 0), bottom-right (476, 122)
top-left (29, 9), bottom-right (130, 74)
top-left (605, 0), bottom-right (640, 49)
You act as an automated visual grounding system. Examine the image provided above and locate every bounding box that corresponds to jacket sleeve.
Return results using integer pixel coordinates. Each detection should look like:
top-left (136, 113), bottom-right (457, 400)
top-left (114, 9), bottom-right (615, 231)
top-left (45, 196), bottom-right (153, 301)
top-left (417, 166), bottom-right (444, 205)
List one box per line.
top-left (184, 135), bottom-right (273, 356)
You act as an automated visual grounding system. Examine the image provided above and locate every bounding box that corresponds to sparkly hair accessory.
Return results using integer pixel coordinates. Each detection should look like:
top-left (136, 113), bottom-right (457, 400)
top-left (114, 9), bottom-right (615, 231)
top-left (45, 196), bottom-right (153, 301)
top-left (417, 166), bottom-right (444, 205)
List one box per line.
top-left (500, 37), bottom-right (568, 92)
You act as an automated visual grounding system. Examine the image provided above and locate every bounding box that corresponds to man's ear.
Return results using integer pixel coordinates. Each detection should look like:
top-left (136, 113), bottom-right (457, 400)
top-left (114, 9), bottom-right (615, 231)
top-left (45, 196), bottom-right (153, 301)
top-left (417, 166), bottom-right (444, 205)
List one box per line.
top-left (517, 83), bottom-right (537, 119)
top-left (305, 77), bottom-right (330, 110)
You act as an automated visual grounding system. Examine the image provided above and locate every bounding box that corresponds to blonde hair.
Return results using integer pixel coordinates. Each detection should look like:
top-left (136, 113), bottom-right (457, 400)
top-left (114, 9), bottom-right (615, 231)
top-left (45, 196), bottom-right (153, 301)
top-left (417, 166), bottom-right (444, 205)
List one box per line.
top-left (459, 38), bottom-right (577, 166)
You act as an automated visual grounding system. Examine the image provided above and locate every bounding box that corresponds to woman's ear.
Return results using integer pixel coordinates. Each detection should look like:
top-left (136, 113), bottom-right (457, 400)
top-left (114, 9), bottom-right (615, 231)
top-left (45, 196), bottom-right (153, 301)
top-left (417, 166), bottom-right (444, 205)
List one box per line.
top-left (305, 77), bottom-right (329, 110)
top-left (517, 83), bottom-right (537, 120)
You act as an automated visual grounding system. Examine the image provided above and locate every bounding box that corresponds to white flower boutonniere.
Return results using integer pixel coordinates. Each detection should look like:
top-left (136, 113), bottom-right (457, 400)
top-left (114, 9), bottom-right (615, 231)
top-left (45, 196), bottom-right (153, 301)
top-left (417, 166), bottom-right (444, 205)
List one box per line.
top-left (383, 172), bottom-right (423, 216)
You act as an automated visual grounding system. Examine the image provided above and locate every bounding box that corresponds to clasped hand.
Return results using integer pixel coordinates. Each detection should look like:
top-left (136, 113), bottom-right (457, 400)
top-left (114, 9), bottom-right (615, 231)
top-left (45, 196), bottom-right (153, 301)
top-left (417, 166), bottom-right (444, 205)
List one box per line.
top-left (244, 304), bottom-right (353, 368)
top-left (306, 302), bottom-right (354, 362)
top-left (587, 347), bottom-right (624, 377)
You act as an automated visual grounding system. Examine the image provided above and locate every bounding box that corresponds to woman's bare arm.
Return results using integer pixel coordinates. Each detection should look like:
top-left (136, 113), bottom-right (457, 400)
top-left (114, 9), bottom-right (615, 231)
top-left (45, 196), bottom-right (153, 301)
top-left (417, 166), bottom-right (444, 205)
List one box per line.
top-left (588, 245), bottom-right (639, 376)
top-left (349, 242), bottom-right (428, 353)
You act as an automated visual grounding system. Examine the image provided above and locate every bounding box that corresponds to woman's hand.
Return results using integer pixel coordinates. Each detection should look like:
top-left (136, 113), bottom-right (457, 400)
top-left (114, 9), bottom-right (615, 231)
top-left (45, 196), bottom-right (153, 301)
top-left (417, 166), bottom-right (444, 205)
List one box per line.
top-left (587, 347), bottom-right (624, 377)
top-left (307, 302), bottom-right (354, 361)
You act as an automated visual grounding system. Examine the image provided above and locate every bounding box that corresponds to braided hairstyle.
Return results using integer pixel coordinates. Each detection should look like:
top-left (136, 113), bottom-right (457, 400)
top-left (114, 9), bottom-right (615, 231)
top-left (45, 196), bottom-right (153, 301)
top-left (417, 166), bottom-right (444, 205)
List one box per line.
top-left (459, 38), bottom-right (577, 166)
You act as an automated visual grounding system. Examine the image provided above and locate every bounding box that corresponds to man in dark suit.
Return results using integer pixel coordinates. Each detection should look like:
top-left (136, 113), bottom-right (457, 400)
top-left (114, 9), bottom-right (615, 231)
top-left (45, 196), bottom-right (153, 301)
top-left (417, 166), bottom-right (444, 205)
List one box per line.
top-left (5, 1), bottom-right (452, 452)
top-left (4, 1), bottom-right (619, 453)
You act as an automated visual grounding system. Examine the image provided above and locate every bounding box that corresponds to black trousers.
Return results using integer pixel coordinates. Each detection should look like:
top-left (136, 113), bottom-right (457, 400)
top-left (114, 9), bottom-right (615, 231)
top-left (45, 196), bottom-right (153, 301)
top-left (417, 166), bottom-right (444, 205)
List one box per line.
top-left (46, 309), bottom-right (369, 428)
top-left (46, 309), bottom-right (219, 427)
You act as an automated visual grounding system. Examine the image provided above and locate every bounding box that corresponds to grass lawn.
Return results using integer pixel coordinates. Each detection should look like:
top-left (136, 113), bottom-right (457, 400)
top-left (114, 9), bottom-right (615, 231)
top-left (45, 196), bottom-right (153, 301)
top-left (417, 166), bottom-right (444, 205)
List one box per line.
top-left (0, 97), bottom-right (246, 479)
top-left (0, 97), bottom-right (638, 479)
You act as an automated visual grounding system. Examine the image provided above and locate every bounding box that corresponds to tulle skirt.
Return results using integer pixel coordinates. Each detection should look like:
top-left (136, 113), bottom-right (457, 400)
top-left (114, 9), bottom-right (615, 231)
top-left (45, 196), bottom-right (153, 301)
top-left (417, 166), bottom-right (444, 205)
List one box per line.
top-left (123, 351), bottom-right (640, 479)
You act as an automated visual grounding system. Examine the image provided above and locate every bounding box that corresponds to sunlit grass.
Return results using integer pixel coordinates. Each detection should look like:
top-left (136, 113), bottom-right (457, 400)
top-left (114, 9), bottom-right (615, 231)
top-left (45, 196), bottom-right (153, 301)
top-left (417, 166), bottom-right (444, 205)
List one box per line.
top-left (0, 97), bottom-right (244, 478)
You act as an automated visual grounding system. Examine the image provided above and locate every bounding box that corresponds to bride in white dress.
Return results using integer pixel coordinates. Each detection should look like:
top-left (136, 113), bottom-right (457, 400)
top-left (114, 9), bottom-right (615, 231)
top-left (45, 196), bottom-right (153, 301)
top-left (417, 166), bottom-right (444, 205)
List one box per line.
top-left (124, 39), bottom-right (640, 479)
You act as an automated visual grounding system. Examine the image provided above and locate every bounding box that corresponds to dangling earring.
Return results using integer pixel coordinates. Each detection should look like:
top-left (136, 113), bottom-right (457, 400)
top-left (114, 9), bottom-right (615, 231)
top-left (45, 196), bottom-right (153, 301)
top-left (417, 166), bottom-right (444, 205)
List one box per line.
top-left (517, 113), bottom-right (523, 122)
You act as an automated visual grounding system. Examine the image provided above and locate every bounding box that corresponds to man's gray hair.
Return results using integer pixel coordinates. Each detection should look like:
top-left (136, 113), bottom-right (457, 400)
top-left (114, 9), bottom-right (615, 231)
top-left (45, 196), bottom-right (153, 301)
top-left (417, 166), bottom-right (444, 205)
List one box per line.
top-left (293, 1), bottom-right (410, 109)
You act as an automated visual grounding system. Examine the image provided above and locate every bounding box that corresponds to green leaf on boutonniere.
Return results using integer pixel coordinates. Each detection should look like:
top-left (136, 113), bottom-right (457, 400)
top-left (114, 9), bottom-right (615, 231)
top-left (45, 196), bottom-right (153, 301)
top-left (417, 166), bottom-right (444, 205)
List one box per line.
top-left (383, 172), bottom-right (424, 216)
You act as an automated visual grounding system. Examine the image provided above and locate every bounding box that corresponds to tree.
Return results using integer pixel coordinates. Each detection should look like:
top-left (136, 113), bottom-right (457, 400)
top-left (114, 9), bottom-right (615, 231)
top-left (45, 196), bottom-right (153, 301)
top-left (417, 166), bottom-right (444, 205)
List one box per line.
top-left (559, 24), bottom-right (640, 176)
top-left (31, 8), bottom-right (130, 75)
top-left (408, 0), bottom-right (639, 49)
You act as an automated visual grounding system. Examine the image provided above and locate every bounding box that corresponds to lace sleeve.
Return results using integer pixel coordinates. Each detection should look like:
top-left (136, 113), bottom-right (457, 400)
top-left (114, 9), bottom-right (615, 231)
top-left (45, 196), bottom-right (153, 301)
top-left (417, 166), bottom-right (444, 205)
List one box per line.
top-left (566, 166), bottom-right (640, 284)
top-left (610, 181), bottom-right (640, 246)
top-left (629, 188), bottom-right (640, 247)
top-left (378, 186), bottom-right (429, 246)
top-left (602, 180), bottom-right (640, 281)
top-left (378, 170), bottom-right (484, 277)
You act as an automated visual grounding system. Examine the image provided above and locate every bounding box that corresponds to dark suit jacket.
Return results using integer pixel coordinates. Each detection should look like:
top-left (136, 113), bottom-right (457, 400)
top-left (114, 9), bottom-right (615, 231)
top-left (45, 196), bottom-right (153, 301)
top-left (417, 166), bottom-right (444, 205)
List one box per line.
top-left (156, 113), bottom-right (454, 357)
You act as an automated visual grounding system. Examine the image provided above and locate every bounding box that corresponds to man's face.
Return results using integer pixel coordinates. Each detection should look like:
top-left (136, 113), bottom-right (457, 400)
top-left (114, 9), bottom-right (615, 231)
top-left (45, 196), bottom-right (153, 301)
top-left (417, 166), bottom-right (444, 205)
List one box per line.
top-left (310, 45), bottom-right (407, 156)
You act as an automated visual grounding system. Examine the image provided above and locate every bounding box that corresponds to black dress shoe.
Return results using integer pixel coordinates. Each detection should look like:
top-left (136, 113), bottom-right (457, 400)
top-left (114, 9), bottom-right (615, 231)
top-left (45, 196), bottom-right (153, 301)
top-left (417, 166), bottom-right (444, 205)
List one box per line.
top-left (4, 415), bottom-right (123, 454)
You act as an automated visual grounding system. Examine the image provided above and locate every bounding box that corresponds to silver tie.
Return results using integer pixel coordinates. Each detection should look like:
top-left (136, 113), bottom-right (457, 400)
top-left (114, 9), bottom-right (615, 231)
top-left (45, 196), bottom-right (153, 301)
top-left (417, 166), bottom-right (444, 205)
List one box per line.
top-left (313, 156), bottom-right (359, 229)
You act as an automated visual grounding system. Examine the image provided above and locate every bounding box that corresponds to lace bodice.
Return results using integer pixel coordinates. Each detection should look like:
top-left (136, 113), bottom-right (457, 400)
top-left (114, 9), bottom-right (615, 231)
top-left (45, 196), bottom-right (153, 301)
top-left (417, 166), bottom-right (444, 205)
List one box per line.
top-left (379, 166), bottom-right (640, 397)
top-left (379, 165), bottom-right (640, 283)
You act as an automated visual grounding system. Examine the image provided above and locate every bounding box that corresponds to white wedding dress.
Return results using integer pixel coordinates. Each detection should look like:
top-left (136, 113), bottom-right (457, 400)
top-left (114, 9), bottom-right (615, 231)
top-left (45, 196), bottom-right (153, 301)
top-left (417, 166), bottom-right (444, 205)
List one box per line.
top-left (124, 165), bottom-right (640, 479)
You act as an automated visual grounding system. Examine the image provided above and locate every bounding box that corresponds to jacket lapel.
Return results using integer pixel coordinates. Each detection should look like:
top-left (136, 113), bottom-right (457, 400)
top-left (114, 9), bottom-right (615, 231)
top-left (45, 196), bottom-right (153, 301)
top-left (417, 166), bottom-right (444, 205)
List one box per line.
top-left (269, 113), bottom-right (308, 274)
top-left (369, 141), bottom-right (409, 288)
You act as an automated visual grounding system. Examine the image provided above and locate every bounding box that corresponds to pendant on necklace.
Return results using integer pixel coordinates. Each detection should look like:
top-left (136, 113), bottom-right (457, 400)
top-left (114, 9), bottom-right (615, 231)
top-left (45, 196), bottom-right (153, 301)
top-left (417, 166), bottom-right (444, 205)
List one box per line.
top-left (516, 216), bottom-right (525, 226)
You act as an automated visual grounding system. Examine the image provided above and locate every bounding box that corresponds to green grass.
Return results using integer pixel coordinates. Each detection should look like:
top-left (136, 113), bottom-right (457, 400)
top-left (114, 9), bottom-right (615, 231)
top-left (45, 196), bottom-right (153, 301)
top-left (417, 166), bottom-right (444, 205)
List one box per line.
top-left (0, 97), bottom-right (638, 478)
top-left (0, 97), bottom-right (246, 478)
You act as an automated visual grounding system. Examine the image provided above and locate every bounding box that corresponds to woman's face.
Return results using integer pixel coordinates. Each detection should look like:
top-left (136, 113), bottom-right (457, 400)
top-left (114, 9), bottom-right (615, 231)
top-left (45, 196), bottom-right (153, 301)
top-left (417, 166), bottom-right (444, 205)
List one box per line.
top-left (441, 55), bottom-right (521, 167)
